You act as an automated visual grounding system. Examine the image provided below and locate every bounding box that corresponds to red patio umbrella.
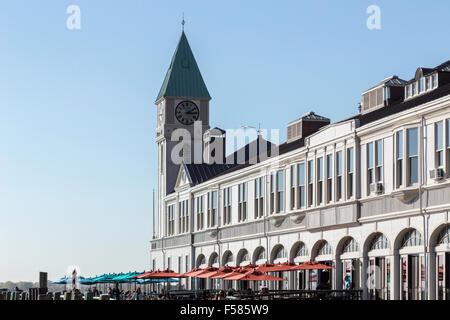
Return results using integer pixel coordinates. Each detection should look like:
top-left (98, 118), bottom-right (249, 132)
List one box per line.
top-left (219, 268), bottom-right (248, 280)
top-left (181, 267), bottom-right (204, 277)
top-left (256, 263), bottom-right (275, 272)
top-left (195, 267), bottom-right (219, 279)
top-left (132, 270), bottom-right (157, 279)
top-left (229, 269), bottom-right (286, 281)
top-left (257, 262), bottom-right (298, 272)
top-left (292, 261), bottom-right (334, 270)
top-left (210, 266), bottom-right (235, 279)
top-left (242, 264), bottom-right (259, 269)
top-left (143, 269), bottom-right (186, 279)
top-left (273, 262), bottom-right (298, 272)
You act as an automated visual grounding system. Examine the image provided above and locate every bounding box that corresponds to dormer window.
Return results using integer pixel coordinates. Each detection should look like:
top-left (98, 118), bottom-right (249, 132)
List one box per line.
top-left (419, 78), bottom-right (425, 93)
top-left (406, 85), bottom-right (412, 98)
top-left (405, 73), bottom-right (438, 100)
top-left (361, 76), bottom-right (406, 113)
top-left (426, 77), bottom-right (431, 90)
top-left (383, 86), bottom-right (390, 100)
top-left (432, 73), bottom-right (438, 88)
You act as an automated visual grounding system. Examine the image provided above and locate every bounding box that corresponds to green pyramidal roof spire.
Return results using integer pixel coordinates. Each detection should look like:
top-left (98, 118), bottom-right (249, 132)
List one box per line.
top-left (156, 32), bottom-right (211, 102)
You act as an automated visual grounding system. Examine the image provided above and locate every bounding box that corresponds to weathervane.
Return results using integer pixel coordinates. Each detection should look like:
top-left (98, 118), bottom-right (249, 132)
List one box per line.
top-left (182, 13), bottom-right (185, 31)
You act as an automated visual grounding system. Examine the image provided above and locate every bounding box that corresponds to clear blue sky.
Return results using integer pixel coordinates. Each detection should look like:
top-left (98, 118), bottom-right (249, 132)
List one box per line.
top-left (1, 0), bottom-right (449, 282)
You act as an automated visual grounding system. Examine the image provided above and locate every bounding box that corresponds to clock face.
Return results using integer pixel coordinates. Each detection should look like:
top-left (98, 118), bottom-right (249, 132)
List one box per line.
top-left (175, 101), bottom-right (199, 125)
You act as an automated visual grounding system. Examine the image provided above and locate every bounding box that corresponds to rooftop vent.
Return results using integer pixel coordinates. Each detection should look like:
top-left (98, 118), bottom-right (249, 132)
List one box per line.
top-left (287, 111), bottom-right (330, 143)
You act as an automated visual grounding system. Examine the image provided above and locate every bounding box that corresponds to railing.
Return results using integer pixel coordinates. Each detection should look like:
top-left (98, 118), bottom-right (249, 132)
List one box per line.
top-left (150, 234), bottom-right (191, 250)
top-left (238, 289), bottom-right (363, 300)
top-left (163, 289), bottom-right (362, 300)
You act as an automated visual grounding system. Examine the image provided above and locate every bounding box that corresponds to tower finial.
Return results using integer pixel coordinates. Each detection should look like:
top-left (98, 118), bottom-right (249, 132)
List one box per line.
top-left (182, 12), bottom-right (185, 32)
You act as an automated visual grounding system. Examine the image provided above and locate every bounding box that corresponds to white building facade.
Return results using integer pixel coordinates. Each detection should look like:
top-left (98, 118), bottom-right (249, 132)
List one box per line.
top-left (150, 31), bottom-right (450, 300)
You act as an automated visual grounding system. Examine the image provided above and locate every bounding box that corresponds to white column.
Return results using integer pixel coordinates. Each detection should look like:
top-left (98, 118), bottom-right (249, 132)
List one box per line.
top-left (361, 258), bottom-right (369, 300)
top-left (392, 254), bottom-right (400, 300)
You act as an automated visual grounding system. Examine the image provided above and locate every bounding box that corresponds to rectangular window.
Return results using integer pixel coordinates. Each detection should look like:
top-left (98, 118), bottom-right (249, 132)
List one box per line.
top-left (375, 139), bottom-right (383, 183)
top-left (412, 82), bottom-right (417, 95)
top-left (185, 200), bottom-right (189, 232)
top-left (207, 191), bottom-right (218, 227)
top-left (347, 148), bottom-right (354, 198)
top-left (223, 187), bottom-right (231, 225)
top-left (384, 86), bottom-right (390, 100)
top-left (178, 200), bottom-right (189, 234)
top-left (396, 131), bottom-right (404, 188)
top-left (254, 177), bottom-right (264, 218)
top-left (407, 128), bottom-right (419, 185)
top-left (276, 170), bottom-right (284, 212)
top-left (367, 142), bottom-right (374, 194)
top-left (308, 160), bottom-right (314, 207)
top-left (167, 204), bottom-right (175, 236)
top-left (426, 77), bottom-right (431, 91)
top-left (196, 196), bottom-right (204, 231)
top-left (290, 165), bottom-right (296, 210)
top-left (447, 119), bottom-right (450, 176)
top-left (406, 85), bottom-right (411, 98)
top-left (317, 157), bottom-right (323, 205)
top-left (270, 173), bottom-right (275, 214)
top-left (171, 205), bottom-right (174, 236)
top-left (297, 163), bottom-right (305, 208)
top-left (435, 121), bottom-right (444, 168)
top-left (368, 140), bottom-right (383, 194)
top-left (186, 200), bottom-right (189, 233)
top-left (238, 183), bottom-right (247, 221)
top-left (432, 74), bottom-right (438, 88)
top-left (178, 202), bottom-right (182, 234)
top-left (419, 77), bottom-right (425, 93)
top-left (326, 155), bottom-right (333, 203)
top-left (336, 152), bottom-right (343, 201)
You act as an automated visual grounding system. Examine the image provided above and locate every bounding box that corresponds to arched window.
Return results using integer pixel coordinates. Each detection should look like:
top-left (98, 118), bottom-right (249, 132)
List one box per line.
top-left (295, 243), bottom-right (308, 257)
top-left (370, 233), bottom-right (390, 250)
top-left (342, 238), bottom-right (359, 253)
top-left (209, 253), bottom-right (218, 267)
top-left (254, 248), bottom-right (266, 261)
top-left (237, 249), bottom-right (250, 265)
top-left (401, 229), bottom-right (423, 247)
top-left (197, 255), bottom-right (206, 267)
top-left (223, 252), bottom-right (233, 265)
top-left (437, 226), bottom-right (450, 244)
top-left (317, 241), bottom-right (332, 255)
top-left (273, 246), bottom-right (287, 260)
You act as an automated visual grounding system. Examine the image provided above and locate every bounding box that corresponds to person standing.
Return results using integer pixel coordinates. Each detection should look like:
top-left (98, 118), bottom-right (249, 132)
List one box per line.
top-left (111, 283), bottom-right (121, 300)
top-left (344, 275), bottom-right (352, 300)
top-left (131, 287), bottom-right (144, 300)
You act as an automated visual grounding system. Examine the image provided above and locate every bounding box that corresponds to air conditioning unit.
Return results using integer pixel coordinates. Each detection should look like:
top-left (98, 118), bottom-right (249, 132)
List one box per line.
top-left (429, 168), bottom-right (445, 180)
top-left (370, 183), bottom-right (383, 194)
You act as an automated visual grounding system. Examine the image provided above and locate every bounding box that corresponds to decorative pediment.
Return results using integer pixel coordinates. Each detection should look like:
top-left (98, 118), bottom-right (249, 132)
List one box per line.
top-left (174, 163), bottom-right (192, 191)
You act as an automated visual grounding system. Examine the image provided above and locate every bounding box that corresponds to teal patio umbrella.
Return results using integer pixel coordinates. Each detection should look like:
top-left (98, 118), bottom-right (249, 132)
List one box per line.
top-left (52, 276), bottom-right (69, 285)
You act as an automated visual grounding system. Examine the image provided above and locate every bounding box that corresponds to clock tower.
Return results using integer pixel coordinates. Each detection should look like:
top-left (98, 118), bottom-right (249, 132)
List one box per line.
top-left (155, 31), bottom-right (211, 237)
